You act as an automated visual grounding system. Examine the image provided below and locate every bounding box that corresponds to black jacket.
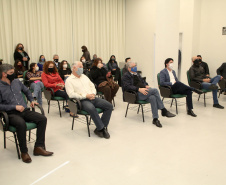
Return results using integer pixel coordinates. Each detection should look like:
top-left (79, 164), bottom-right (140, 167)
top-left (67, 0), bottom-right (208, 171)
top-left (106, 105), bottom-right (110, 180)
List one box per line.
top-left (122, 72), bottom-right (148, 92)
top-left (217, 63), bottom-right (226, 79)
top-left (90, 66), bottom-right (107, 86)
top-left (189, 64), bottom-right (208, 82)
top-left (200, 61), bottom-right (209, 75)
top-left (58, 68), bottom-right (72, 81)
top-left (14, 51), bottom-right (30, 69)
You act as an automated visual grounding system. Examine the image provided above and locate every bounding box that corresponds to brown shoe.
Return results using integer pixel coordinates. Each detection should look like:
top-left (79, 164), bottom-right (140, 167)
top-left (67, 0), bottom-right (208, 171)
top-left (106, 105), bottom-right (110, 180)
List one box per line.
top-left (21, 153), bottom-right (32, 163)
top-left (33, 147), bottom-right (53, 156)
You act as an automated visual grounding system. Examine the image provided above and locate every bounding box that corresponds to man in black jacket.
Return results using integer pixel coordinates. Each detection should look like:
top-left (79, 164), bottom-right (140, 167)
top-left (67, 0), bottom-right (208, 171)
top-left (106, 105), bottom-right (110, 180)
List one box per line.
top-left (197, 55), bottom-right (210, 76)
top-left (189, 56), bottom-right (224, 109)
top-left (217, 62), bottom-right (226, 95)
top-left (122, 61), bottom-right (175, 128)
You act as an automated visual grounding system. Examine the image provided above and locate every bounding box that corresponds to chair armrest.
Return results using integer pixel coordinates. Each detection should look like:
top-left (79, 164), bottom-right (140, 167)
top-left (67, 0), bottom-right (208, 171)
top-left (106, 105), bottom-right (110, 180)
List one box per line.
top-left (68, 98), bottom-right (82, 115)
top-left (190, 81), bottom-right (201, 89)
top-left (43, 88), bottom-right (54, 100)
top-left (123, 90), bottom-right (137, 103)
top-left (32, 104), bottom-right (45, 116)
top-left (159, 85), bottom-right (172, 98)
top-left (0, 111), bottom-right (9, 131)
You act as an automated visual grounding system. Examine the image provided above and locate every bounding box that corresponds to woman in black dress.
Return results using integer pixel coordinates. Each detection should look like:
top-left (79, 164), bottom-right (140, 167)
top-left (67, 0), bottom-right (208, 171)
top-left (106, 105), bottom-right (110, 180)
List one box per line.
top-left (58, 60), bottom-right (72, 81)
top-left (14, 43), bottom-right (30, 70)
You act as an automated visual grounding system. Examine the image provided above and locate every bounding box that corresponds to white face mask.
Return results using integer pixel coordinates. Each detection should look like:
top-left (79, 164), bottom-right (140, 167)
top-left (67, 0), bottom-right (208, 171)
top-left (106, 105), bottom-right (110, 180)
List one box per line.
top-left (63, 64), bottom-right (67, 68)
top-left (35, 66), bottom-right (39, 71)
top-left (82, 59), bottom-right (86, 62)
top-left (169, 63), bottom-right (173, 70)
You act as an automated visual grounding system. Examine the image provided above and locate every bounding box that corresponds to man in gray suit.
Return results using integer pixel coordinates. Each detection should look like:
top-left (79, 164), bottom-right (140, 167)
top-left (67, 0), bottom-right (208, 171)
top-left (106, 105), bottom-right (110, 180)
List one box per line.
top-left (160, 58), bottom-right (202, 117)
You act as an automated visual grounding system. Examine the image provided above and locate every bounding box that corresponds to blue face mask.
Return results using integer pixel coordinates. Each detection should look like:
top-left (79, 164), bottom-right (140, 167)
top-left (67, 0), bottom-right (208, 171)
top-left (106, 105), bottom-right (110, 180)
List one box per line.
top-left (76, 68), bottom-right (83, 76)
top-left (131, 66), bottom-right (137, 72)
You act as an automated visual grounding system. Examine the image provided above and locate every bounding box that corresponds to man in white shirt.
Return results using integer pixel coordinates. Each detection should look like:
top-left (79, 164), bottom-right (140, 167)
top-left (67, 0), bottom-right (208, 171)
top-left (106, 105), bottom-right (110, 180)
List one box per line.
top-left (160, 58), bottom-right (203, 117)
top-left (65, 61), bottom-right (113, 139)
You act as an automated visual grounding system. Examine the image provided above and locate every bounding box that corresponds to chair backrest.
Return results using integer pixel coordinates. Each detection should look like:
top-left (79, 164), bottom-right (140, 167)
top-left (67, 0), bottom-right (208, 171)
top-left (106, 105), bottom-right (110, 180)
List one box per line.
top-left (187, 71), bottom-right (191, 85)
top-left (157, 73), bottom-right (161, 86)
top-left (23, 70), bottom-right (28, 81)
top-left (120, 68), bottom-right (123, 78)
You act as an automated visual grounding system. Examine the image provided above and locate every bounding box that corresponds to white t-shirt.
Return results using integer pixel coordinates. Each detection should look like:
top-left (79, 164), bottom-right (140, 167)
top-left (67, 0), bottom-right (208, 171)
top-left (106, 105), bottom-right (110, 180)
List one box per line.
top-left (167, 69), bottom-right (176, 85)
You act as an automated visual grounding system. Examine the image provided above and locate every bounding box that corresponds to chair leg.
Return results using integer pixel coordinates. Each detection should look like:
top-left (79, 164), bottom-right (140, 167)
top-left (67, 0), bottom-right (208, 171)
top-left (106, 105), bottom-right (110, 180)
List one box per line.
top-left (85, 116), bottom-right (91, 137)
top-left (137, 104), bottom-right (140, 114)
top-left (13, 132), bottom-right (20, 159)
top-left (112, 98), bottom-right (115, 107)
top-left (125, 103), bottom-right (129, 117)
top-left (162, 97), bottom-right (164, 101)
top-left (170, 99), bottom-right (174, 107)
top-left (141, 105), bottom-right (145, 122)
top-left (72, 117), bottom-right (75, 130)
top-left (29, 130), bottom-right (31, 141)
top-left (57, 101), bottom-right (62, 117)
top-left (198, 94), bottom-right (201, 101)
top-left (89, 116), bottom-right (91, 125)
top-left (204, 93), bottom-right (206, 107)
top-left (4, 131), bottom-right (6, 148)
top-left (48, 100), bottom-right (50, 114)
top-left (218, 90), bottom-right (222, 98)
top-left (175, 98), bottom-right (178, 114)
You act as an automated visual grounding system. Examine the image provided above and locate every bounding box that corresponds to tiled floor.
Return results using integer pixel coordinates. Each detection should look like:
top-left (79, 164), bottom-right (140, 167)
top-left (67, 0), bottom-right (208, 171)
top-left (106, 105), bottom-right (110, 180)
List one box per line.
top-left (1, 89), bottom-right (226, 185)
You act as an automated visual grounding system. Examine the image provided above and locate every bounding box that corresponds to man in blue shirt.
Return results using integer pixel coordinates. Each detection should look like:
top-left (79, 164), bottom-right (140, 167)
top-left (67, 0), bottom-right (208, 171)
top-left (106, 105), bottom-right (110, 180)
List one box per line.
top-left (0, 64), bottom-right (53, 163)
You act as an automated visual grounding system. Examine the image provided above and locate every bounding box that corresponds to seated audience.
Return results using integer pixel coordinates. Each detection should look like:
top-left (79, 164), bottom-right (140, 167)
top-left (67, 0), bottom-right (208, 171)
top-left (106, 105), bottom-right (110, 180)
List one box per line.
top-left (14, 43), bottom-right (30, 70)
top-left (90, 58), bottom-right (119, 104)
top-left (58, 60), bottom-right (72, 81)
top-left (14, 60), bottom-right (26, 78)
top-left (122, 57), bottom-right (131, 76)
top-left (91, 54), bottom-right (97, 65)
top-left (37, 55), bottom-right (46, 71)
top-left (65, 61), bottom-right (113, 139)
top-left (53, 54), bottom-right (60, 69)
top-left (217, 62), bottom-right (226, 94)
top-left (197, 55), bottom-right (210, 76)
top-left (122, 61), bottom-right (175, 128)
top-left (26, 63), bottom-right (44, 105)
top-left (0, 64), bottom-right (53, 163)
top-left (107, 55), bottom-right (121, 86)
top-left (160, 58), bottom-right (203, 117)
top-left (189, 56), bottom-right (224, 109)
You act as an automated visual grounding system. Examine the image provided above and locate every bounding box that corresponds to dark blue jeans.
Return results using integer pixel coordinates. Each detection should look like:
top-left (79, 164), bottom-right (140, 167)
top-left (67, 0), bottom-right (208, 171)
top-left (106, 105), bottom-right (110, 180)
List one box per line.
top-left (80, 98), bottom-right (113, 130)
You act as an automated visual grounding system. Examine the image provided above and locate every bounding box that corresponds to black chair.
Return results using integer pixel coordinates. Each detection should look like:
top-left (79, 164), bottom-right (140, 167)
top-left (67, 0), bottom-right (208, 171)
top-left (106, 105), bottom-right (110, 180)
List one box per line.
top-left (218, 80), bottom-right (226, 98)
top-left (123, 91), bottom-right (149, 122)
top-left (0, 93), bottom-right (44, 159)
top-left (68, 99), bottom-right (104, 137)
top-left (43, 88), bottom-right (65, 117)
top-left (187, 71), bottom-right (211, 107)
top-left (157, 73), bottom-right (186, 114)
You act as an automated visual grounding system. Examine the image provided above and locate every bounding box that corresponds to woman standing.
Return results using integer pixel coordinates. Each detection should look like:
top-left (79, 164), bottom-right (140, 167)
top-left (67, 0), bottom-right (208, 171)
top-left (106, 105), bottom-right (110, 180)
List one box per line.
top-left (14, 43), bottom-right (30, 70)
top-left (26, 63), bottom-right (44, 105)
top-left (58, 60), bottom-right (72, 81)
top-left (81, 45), bottom-right (91, 62)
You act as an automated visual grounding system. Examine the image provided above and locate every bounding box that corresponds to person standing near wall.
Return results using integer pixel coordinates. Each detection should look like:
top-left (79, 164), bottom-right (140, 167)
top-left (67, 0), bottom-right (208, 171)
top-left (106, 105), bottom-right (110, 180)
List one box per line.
top-left (14, 43), bottom-right (30, 70)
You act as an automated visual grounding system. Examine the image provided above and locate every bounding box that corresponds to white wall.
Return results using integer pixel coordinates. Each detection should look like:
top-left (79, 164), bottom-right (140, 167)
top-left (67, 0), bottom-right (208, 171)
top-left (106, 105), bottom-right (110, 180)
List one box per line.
top-left (199, 0), bottom-right (226, 76)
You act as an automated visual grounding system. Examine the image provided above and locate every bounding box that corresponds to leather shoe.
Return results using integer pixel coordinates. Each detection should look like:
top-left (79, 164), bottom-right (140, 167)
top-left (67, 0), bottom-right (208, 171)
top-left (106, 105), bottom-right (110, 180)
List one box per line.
top-left (213, 104), bottom-right (224, 109)
top-left (152, 119), bottom-right (162, 128)
top-left (103, 128), bottom-right (110, 139)
top-left (33, 147), bottom-right (53, 156)
top-left (162, 111), bottom-right (176, 118)
top-left (21, 152), bottom-right (32, 163)
top-left (193, 89), bottom-right (203, 94)
top-left (208, 84), bottom-right (218, 90)
top-left (187, 110), bottom-right (197, 117)
top-left (94, 128), bottom-right (104, 138)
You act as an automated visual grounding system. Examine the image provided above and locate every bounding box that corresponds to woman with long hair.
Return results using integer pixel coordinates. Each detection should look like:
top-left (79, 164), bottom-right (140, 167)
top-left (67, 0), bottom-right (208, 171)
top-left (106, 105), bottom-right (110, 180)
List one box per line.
top-left (107, 55), bottom-right (121, 86)
top-left (58, 60), bottom-right (72, 81)
top-left (14, 59), bottom-right (26, 78)
top-left (14, 43), bottom-right (30, 70)
top-left (37, 55), bottom-right (46, 71)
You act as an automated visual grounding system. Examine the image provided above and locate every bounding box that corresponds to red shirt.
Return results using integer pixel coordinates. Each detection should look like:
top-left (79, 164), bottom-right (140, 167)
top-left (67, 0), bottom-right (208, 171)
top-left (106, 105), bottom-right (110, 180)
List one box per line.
top-left (41, 72), bottom-right (65, 92)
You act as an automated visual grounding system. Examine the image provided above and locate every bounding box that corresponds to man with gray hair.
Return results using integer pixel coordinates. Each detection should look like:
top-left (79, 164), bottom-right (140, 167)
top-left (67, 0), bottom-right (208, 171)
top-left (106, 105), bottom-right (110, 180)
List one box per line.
top-left (0, 64), bottom-right (53, 163)
top-left (122, 61), bottom-right (176, 128)
top-left (65, 61), bottom-right (113, 139)
top-left (53, 54), bottom-right (60, 69)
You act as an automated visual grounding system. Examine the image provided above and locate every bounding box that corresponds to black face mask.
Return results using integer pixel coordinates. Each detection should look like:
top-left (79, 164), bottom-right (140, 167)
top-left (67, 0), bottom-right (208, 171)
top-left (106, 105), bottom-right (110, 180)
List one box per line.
top-left (54, 59), bottom-right (58, 63)
top-left (48, 68), bottom-right (54, 73)
top-left (0, 62), bottom-right (2, 65)
top-left (7, 73), bottom-right (16, 82)
top-left (82, 49), bottom-right (85, 52)
top-left (194, 59), bottom-right (200, 67)
top-left (18, 47), bottom-right (23, 50)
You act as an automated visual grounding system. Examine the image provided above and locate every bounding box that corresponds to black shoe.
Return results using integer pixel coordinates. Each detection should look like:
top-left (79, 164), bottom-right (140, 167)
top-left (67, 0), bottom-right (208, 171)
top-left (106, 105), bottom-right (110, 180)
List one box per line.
top-left (187, 110), bottom-right (197, 117)
top-left (94, 128), bottom-right (104, 138)
top-left (208, 84), bottom-right (218, 90)
top-left (102, 128), bottom-right (110, 139)
top-left (152, 119), bottom-right (162, 128)
top-left (162, 111), bottom-right (176, 118)
top-left (193, 89), bottom-right (203, 94)
top-left (213, 104), bottom-right (224, 109)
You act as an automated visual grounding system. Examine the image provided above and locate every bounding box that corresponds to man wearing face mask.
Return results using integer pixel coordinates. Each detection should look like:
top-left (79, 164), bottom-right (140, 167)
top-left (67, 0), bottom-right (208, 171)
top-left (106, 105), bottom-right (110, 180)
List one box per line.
top-left (160, 58), bottom-right (203, 117)
top-left (53, 54), bottom-right (60, 69)
top-left (122, 61), bottom-right (176, 128)
top-left (65, 61), bottom-right (113, 139)
top-left (0, 64), bottom-right (53, 163)
top-left (189, 56), bottom-right (224, 109)
top-left (197, 55), bottom-right (210, 77)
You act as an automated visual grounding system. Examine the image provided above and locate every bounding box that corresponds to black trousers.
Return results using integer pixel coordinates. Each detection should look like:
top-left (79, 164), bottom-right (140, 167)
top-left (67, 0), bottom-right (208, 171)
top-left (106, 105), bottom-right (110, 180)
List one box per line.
top-left (7, 109), bottom-right (47, 153)
top-left (171, 81), bottom-right (193, 110)
top-left (111, 68), bottom-right (121, 86)
top-left (55, 90), bottom-right (69, 100)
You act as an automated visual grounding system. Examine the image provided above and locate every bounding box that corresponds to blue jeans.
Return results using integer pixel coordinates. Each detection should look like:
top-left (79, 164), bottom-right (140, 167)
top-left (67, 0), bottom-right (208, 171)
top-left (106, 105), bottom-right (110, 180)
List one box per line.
top-left (30, 82), bottom-right (44, 105)
top-left (201, 75), bottom-right (221, 104)
top-left (80, 98), bottom-right (113, 130)
top-left (137, 88), bottom-right (164, 119)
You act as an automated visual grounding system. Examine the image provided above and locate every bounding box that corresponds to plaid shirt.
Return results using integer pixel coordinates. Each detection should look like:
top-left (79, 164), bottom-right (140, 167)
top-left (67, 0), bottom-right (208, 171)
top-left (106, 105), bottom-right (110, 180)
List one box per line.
top-left (26, 71), bottom-right (42, 80)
